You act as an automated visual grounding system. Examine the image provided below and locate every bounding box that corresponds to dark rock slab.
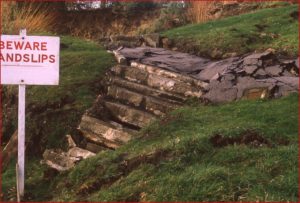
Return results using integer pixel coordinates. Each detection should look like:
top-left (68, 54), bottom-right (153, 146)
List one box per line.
top-left (196, 58), bottom-right (238, 81)
top-left (204, 80), bottom-right (238, 103)
top-left (244, 65), bottom-right (258, 75)
top-left (243, 51), bottom-right (275, 66)
top-left (117, 47), bottom-right (210, 74)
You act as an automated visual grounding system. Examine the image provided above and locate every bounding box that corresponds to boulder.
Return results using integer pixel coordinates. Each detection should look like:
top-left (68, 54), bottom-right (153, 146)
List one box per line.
top-left (204, 79), bottom-right (237, 103)
top-left (42, 147), bottom-right (96, 172)
top-left (42, 149), bottom-right (77, 172)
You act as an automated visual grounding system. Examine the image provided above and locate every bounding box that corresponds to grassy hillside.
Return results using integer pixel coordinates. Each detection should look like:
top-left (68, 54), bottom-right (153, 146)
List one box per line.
top-left (2, 36), bottom-right (115, 201)
top-left (162, 5), bottom-right (298, 59)
top-left (50, 94), bottom-right (298, 202)
top-left (2, 4), bottom-right (298, 202)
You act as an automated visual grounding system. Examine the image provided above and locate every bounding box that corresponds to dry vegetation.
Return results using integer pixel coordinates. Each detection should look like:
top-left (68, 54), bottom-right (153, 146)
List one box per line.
top-left (1, 1), bottom-right (57, 34)
top-left (187, 1), bottom-right (218, 23)
top-left (0, 1), bottom-right (294, 36)
top-left (187, 1), bottom-right (294, 24)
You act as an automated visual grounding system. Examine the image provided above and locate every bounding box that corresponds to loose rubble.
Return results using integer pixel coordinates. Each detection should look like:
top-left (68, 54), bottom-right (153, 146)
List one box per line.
top-left (42, 135), bottom-right (95, 171)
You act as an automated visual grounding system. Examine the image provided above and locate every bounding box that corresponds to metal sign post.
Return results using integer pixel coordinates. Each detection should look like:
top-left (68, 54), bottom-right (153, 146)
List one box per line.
top-left (0, 29), bottom-right (60, 202)
top-left (17, 84), bottom-right (26, 201)
top-left (16, 29), bottom-right (26, 202)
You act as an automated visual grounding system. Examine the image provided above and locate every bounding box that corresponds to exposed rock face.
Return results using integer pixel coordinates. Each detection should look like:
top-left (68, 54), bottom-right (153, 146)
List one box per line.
top-left (115, 47), bottom-right (298, 103)
top-left (43, 45), bottom-right (298, 171)
top-left (75, 55), bottom-right (209, 154)
top-left (117, 47), bottom-right (211, 74)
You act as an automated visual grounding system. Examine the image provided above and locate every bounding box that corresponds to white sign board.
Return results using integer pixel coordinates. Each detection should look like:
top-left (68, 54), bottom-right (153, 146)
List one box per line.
top-left (0, 34), bottom-right (60, 85)
top-left (0, 30), bottom-right (60, 201)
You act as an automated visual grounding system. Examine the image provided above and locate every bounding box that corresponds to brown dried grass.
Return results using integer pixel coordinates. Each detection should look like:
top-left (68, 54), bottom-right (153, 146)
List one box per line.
top-left (187, 1), bottom-right (216, 23)
top-left (1, 1), bottom-right (57, 34)
top-left (187, 1), bottom-right (238, 23)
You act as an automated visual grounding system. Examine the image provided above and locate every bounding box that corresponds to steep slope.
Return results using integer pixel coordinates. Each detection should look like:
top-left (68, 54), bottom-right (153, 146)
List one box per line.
top-left (51, 94), bottom-right (298, 202)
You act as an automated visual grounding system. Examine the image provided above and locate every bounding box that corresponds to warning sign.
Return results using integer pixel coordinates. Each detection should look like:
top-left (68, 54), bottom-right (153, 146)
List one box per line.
top-left (0, 34), bottom-right (60, 85)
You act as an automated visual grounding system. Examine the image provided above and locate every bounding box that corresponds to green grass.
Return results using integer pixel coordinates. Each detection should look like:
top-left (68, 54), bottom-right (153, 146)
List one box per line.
top-left (162, 5), bottom-right (298, 59)
top-left (1, 35), bottom-right (115, 201)
top-left (25, 36), bottom-right (115, 149)
top-left (50, 94), bottom-right (298, 202)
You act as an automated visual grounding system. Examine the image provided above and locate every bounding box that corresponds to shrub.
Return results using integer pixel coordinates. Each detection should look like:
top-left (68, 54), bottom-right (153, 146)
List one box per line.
top-left (152, 3), bottom-right (189, 32)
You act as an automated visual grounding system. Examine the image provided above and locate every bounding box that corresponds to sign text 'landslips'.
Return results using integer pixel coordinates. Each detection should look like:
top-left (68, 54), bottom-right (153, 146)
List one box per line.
top-left (0, 35), bottom-right (60, 85)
